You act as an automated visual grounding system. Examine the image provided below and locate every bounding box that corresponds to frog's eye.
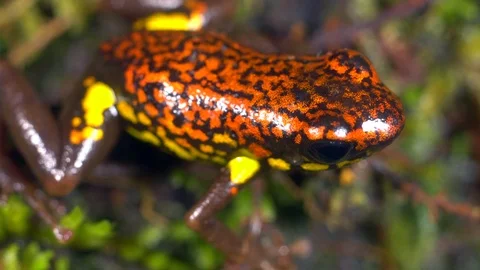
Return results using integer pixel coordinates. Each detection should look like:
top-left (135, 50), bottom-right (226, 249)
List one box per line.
top-left (306, 141), bottom-right (353, 164)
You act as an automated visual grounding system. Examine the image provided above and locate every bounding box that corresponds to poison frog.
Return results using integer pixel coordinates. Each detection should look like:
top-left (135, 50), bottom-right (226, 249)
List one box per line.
top-left (0, 0), bottom-right (405, 265)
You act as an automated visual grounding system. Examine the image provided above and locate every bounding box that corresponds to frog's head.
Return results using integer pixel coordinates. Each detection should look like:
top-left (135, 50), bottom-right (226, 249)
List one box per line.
top-left (293, 49), bottom-right (405, 170)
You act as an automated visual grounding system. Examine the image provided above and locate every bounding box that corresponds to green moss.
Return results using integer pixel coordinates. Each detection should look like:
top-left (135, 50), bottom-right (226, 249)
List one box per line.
top-left (0, 196), bottom-right (32, 237)
top-left (0, 243), bottom-right (69, 270)
top-left (61, 207), bottom-right (114, 249)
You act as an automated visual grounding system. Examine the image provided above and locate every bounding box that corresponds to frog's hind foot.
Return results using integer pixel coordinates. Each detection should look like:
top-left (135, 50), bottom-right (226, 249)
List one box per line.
top-left (0, 151), bottom-right (73, 242)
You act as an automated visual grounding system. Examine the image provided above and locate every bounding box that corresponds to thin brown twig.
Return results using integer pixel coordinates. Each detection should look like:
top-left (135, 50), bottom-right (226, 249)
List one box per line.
top-left (311, 234), bottom-right (386, 261)
top-left (0, 0), bottom-right (37, 29)
top-left (402, 183), bottom-right (480, 220)
top-left (370, 160), bottom-right (480, 222)
top-left (139, 184), bottom-right (170, 226)
top-left (308, 0), bottom-right (433, 51)
top-left (8, 17), bottom-right (71, 67)
top-left (272, 171), bottom-right (330, 222)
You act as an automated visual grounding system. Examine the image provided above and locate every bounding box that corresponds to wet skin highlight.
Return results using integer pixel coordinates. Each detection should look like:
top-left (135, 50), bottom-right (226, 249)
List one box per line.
top-left (96, 30), bottom-right (404, 171)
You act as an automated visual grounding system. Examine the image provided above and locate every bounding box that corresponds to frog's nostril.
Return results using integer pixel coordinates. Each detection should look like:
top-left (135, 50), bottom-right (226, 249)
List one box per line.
top-left (306, 141), bottom-right (353, 164)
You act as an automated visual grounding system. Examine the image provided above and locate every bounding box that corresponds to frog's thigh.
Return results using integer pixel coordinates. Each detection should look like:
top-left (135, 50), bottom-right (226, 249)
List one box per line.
top-left (184, 156), bottom-right (262, 264)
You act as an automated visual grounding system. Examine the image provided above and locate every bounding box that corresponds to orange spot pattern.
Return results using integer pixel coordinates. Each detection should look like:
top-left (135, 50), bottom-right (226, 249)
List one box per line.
top-left (100, 31), bottom-right (405, 168)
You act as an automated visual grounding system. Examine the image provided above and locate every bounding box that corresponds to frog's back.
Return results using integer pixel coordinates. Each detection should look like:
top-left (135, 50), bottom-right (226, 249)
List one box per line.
top-left (99, 30), bottom-right (404, 169)
top-left (100, 30), bottom-right (268, 164)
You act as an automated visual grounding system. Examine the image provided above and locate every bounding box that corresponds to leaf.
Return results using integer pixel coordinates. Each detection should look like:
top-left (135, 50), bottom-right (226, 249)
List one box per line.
top-left (2, 244), bottom-right (20, 270)
top-left (60, 207), bottom-right (85, 231)
top-left (384, 186), bottom-right (437, 270)
top-left (143, 251), bottom-right (170, 270)
top-left (1, 196), bottom-right (32, 236)
top-left (74, 220), bottom-right (114, 249)
top-left (54, 257), bottom-right (70, 270)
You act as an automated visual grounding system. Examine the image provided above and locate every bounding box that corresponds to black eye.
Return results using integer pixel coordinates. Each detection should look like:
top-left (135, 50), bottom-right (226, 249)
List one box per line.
top-left (306, 141), bottom-right (353, 164)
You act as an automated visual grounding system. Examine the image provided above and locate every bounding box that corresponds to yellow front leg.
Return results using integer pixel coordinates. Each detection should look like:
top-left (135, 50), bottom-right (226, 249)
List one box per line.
top-left (227, 156), bottom-right (261, 185)
top-left (184, 156), bottom-right (264, 266)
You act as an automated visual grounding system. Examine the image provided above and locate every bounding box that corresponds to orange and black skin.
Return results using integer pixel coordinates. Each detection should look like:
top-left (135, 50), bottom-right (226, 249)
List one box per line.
top-left (0, 0), bottom-right (405, 265)
top-left (100, 30), bottom-right (404, 170)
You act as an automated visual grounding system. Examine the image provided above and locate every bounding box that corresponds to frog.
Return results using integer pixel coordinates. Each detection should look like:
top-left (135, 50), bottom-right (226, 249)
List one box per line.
top-left (0, 0), bottom-right (405, 266)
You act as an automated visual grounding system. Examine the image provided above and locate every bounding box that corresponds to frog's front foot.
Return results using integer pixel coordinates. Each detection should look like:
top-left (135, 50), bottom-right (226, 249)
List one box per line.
top-left (185, 166), bottom-right (293, 269)
top-left (226, 216), bottom-right (296, 269)
top-left (0, 152), bottom-right (72, 242)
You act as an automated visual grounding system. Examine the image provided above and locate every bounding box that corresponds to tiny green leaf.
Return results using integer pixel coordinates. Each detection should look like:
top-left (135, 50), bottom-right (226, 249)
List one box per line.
top-left (74, 220), bottom-right (114, 249)
top-left (1, 196), bottom-right (32, 236)
top-left (55, 257), bottom-right (70, 270)
top-left (60, 207), bottom-right (85, 231)
top-left (143, 251), bottom-right (170, 270)
top-left (2, 244), bottom-right (20, 270)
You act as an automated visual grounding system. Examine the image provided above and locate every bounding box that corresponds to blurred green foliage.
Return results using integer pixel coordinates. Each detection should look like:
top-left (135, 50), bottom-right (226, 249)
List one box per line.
top-left (0, 196), bottom-right (32, 239)
top-left (61, 207), bottom-right (114, 249)
top-left (0, 197), bottom-right (68, 270)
